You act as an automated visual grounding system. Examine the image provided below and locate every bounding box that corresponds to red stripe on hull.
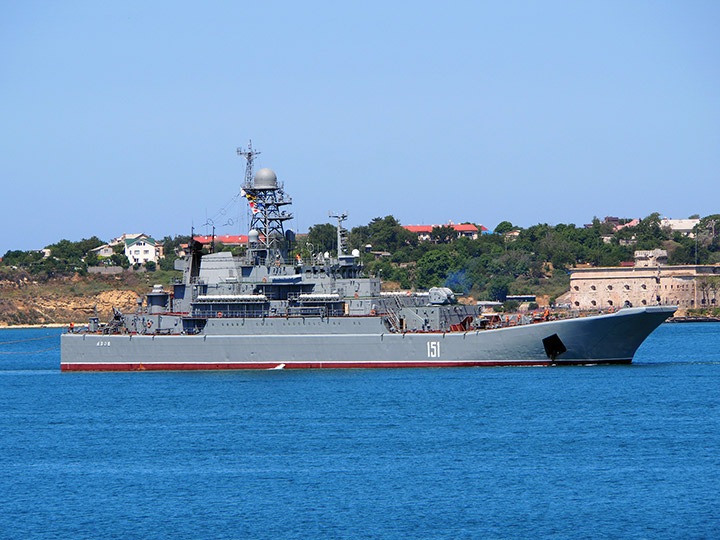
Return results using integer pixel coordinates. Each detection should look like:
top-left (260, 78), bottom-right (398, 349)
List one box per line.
top-left (61, 358), bottom-right (632, 372)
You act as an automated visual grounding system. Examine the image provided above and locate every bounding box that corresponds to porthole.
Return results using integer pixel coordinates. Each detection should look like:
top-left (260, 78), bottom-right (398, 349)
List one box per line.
top-left (608, 300), bottom-right (613, 306)
top-left (624, 285), bottom-right (630, 290)
top-left (591, 285), bottom-right (596, 291)
top-left (641, 284), bottom-right (647, 290)
top-left (574, 301), bottom-right (580, 307)
top-left (591, 300), bottom-right (597, 306)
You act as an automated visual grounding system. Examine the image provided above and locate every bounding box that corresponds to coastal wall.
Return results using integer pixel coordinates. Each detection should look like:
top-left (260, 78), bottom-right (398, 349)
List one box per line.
top-left (87, 266), bottom-right (124, 275)
top-left (570, 265), bottom-right (720, 312)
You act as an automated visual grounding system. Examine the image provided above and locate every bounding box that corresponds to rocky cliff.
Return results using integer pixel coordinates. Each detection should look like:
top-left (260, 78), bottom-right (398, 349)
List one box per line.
top-left (0, 273), bottom-right (150, 326)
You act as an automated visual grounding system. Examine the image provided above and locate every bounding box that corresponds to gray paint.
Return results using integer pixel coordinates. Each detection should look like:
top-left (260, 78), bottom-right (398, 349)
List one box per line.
top-left (62, 306), bottom-right (675, 368)
top-left (61, 162), bottom-right (676, 370)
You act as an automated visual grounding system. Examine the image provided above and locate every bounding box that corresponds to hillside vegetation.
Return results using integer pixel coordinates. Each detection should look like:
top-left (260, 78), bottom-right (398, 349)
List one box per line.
top-left (1, 213), bottom-right (719, 325)
top-left (307, 213), bottom-right (720, 303)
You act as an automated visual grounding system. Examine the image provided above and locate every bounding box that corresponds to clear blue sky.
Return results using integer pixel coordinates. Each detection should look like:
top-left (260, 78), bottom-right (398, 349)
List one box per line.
top-left (2, 1), bottom-right (719, 254)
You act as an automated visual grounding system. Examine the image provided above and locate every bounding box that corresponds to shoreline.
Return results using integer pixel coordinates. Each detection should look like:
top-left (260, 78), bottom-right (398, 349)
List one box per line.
top-left (0, 323), bottom-right (68, 330)
top-left (667, 316), bottom-right (720, 323)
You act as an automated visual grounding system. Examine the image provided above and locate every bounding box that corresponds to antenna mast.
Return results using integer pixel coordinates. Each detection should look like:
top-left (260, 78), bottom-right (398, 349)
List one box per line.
top-left (329, 212), bottom-right (348, 256)
top-left (237, 139), bottom-right (261, 189)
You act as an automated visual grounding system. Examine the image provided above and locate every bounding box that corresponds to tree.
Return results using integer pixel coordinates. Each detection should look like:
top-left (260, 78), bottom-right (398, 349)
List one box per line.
top-left (537, 231), bottom-right (575, 270)
top-left (159, 256), bottom-right (176, 271)
top-left (359, 216), bottom-right (417, 253)
top-left (668, 241), bottom-right (694, 265)
top-left (634, 212), bottom-right (669, 249)
top-left (697, 215), bottom-right (720, 242)
top-left (160, 235), bottom-right (191, 254)
top-left (48, 239), bottom-right (83, 261)
top-left (77, 236), bottom-right (104, 254)
top-left (494, 221), bottom-right (515, 235)
top-left (431, 225), bottom-right (456, 244)
top-left (1, 250), bottom-right (43, 267)
top-left (487, 277), bottom-right (511, 301)
top-left (111, 253), bottom-right (130, 269)
top-left (415, 250), bottom-right (456, 289)
top-left (708, 276), bottom-right (720, 301)
top-left (306, 223), bottom-right (336, 255)
top-left (158, 235), bottom-right (191, 271)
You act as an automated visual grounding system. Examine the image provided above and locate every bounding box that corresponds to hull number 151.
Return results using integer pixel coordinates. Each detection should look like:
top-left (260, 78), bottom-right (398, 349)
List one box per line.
top-left (427, 341), bottom-right (440, 358)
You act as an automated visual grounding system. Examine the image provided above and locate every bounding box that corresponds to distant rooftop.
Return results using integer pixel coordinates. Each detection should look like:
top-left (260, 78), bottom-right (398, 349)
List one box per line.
top-left (193, 235), bottom-right (248, 245)
top-left (403, 223), bottom-right (489, 233)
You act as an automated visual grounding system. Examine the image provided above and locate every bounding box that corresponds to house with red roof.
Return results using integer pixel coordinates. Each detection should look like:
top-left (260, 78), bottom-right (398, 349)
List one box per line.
top-left (193, 235), bottom-right (249, 246)
top-left (403, 222), bottom-right (488, 242)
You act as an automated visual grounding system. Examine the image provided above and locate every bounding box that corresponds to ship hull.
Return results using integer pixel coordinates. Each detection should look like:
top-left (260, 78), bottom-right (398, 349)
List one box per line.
top-left (61, 306), bottom-right (674, 371)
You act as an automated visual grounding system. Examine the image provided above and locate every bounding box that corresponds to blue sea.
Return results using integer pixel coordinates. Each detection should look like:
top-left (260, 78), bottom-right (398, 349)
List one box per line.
top-left (1, 324), bottom-right (719, 540)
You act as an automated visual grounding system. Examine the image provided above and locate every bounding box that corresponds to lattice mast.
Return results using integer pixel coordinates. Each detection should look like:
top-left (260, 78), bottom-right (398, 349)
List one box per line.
top-left (238, 145), bottom-right (293, 265)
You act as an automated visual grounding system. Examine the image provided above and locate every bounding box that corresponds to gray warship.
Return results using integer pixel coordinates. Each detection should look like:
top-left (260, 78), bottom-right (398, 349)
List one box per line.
top-left (61, 147), bottom-right (676, 371)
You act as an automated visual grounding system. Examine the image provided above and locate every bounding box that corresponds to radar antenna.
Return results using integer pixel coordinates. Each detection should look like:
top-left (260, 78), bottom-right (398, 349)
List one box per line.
top-left (236, 139), bottom-right (261, 189)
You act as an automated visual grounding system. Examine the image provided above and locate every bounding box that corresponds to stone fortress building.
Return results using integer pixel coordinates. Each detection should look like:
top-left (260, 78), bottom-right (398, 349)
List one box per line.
top-left (570, 249), bottom-right (720, 312)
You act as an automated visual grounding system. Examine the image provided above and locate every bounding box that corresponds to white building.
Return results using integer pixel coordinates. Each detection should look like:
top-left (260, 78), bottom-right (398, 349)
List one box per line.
top-left (123, 234), bottom-right (163, 264)
top-left (660, 218), bottom-right (700, 237)
top-left (89, 244), bottom-right (114, 258)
